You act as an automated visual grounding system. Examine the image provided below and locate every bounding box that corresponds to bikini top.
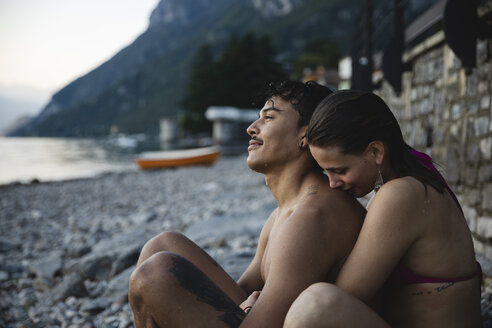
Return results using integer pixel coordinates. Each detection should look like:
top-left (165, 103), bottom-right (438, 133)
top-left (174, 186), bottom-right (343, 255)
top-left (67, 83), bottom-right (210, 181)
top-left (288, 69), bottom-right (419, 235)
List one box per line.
top-left (409, 149), bottom-right (462, 214)
top-left (387, 261), bottom-right (483, 286)
top-left (386, 149), bottom-right (482, 286)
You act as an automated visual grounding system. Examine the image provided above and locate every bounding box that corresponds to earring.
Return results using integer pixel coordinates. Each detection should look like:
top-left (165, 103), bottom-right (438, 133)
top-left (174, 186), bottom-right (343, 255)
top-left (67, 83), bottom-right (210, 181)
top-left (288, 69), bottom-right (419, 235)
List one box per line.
top-left (374, 166), bottom-right (384, 192)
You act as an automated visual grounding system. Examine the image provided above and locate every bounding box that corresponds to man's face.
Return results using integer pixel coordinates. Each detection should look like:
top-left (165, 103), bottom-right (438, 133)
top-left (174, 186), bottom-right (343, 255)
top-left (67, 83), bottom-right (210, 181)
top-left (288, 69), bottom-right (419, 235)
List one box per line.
top-left (246, 96), bottom-right (304, 173)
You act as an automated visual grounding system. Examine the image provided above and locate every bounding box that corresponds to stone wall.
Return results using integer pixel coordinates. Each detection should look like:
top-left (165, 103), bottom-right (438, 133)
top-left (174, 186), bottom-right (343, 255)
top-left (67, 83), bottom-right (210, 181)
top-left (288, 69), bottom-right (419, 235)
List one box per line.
top-left (375, 35), bottom-right (492, 269)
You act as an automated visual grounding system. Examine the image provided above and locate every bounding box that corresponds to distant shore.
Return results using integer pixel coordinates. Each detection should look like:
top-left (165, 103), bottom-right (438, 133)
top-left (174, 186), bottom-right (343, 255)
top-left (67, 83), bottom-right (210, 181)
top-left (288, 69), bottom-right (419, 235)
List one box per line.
top-left (0, 136), bottom-right (138, 186)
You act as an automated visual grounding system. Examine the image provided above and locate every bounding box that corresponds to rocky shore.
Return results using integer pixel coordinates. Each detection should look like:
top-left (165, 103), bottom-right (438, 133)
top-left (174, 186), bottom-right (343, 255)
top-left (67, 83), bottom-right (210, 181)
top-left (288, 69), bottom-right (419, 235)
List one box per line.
top-left (1, 154), bottom-right (491, 327)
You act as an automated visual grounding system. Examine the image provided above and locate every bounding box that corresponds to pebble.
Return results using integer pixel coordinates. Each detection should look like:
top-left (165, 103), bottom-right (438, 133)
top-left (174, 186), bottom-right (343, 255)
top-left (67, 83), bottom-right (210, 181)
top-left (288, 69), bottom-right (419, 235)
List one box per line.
top-left (0, 155), bottom-right (275, 327)
top-left (0, 270), bottom-right (9, 282)
top-left (1, 154), bottom-right (491, 326)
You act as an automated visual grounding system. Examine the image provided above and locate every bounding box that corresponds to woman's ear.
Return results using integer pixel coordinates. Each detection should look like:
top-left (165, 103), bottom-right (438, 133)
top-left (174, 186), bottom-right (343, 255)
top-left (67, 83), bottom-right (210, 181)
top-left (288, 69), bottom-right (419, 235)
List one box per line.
top-left (365, 141), bottom-right (385, 165)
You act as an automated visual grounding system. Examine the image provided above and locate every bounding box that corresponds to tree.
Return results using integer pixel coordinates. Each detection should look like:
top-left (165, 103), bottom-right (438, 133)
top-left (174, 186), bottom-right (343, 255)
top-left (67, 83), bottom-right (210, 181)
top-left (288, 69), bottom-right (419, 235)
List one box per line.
top-left (181, 33), bottom-right (286, 133)
top-left (180, 43), bottom-right (217, 133)
top-left (294, 39), bottom-right (341, 78)
top-left (214, 33), bottom-right (286, 107)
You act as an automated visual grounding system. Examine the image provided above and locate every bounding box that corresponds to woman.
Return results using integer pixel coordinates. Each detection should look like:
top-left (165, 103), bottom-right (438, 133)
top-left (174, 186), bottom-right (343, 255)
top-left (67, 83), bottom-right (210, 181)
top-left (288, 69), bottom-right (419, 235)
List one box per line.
top-left (284, 90), bottom-right (482, 327)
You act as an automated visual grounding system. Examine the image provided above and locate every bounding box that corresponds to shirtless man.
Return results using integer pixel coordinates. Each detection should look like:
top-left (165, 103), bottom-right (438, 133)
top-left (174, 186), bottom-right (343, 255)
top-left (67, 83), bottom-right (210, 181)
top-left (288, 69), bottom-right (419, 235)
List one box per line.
top-left (128, 80), bottom-right (366, 328)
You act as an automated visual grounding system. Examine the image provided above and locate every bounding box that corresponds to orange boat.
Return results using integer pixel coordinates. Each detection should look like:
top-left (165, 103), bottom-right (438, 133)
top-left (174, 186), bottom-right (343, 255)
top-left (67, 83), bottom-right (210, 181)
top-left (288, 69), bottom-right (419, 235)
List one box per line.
top-left (134, 146), bottom-right (220, 169)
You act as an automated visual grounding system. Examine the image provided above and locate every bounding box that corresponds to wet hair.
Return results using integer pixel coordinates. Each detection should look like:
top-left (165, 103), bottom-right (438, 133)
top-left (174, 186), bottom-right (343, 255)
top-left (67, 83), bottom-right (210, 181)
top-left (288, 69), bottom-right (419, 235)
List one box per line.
top-left (307, 90), bottom-right (445, 193)
top-left (261, 80), bottom-right (333, 127)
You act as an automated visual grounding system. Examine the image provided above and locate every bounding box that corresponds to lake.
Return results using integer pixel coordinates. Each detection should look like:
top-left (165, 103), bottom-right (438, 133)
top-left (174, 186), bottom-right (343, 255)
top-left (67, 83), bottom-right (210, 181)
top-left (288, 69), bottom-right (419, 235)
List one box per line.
top-left (0, 137), bottom-right (141, 185)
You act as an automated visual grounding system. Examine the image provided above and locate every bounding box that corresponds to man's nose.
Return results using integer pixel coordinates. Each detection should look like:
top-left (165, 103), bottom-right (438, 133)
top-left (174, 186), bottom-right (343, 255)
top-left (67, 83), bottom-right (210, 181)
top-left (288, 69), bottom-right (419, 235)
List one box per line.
top-left (247, 121), bottom-right (258, 136)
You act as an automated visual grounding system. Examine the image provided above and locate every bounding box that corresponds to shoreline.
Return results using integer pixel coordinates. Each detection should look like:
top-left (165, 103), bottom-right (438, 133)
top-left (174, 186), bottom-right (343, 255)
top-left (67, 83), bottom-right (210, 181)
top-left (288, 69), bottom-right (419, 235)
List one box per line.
top-left (0, 168), bottom-right (136, 189)
top-left (0, 165), bottom-right (139, 189)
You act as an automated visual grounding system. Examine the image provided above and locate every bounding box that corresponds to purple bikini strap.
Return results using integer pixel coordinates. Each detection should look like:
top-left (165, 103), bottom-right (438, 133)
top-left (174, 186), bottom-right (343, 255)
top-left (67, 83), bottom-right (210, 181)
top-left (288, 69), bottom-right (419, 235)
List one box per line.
top-left (409, 149), bottom-right (462, 213)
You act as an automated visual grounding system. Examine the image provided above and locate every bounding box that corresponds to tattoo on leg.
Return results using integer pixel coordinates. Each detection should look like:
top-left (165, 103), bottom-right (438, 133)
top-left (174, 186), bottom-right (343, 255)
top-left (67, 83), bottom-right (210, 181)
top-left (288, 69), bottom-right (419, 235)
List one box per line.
top-left (169, 255), bottom-right (245, 327)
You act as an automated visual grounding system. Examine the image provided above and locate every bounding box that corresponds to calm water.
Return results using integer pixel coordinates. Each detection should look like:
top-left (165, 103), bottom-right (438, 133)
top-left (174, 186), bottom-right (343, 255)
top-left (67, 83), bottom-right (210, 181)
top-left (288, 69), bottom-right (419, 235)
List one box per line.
top-left (0, 137), bottom-right (139, 185)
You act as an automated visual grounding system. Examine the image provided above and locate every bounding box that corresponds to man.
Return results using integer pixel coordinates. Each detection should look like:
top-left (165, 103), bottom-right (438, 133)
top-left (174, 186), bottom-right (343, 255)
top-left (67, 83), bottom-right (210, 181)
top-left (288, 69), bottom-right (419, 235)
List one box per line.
top-left (128, 81), bottom-right (365, 328)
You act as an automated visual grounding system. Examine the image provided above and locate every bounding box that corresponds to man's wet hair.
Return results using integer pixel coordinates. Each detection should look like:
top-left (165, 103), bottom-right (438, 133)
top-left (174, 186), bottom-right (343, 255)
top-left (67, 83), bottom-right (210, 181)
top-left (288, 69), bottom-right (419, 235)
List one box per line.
top-left (258, 80), bottom-right (333, 127)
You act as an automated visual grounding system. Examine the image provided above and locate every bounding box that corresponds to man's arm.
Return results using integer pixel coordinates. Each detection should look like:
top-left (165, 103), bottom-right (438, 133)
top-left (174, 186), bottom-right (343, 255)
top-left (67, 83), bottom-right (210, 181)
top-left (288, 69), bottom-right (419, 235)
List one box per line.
top-left (239, 205), bottom-right (343, 328)
top-left (237, 210), bottom-right (276, 295)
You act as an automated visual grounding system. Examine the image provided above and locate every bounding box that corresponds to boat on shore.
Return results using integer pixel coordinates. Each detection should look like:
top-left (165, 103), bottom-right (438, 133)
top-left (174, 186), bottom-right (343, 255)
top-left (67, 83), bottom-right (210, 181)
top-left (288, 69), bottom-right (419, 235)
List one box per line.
top-left (134, 145), bottom-right (220, 169)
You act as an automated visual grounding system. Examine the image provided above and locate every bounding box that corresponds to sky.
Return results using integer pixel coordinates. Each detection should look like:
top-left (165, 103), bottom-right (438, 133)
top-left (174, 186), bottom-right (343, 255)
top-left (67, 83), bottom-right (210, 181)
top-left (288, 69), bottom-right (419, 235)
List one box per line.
top-left (0, 0), bottom-right (159, 109)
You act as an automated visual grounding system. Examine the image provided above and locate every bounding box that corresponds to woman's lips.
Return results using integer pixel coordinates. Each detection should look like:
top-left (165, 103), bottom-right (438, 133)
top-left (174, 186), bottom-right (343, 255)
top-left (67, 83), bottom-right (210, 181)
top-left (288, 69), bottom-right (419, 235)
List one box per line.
top-left (344, 188), bottom-right (355, 197)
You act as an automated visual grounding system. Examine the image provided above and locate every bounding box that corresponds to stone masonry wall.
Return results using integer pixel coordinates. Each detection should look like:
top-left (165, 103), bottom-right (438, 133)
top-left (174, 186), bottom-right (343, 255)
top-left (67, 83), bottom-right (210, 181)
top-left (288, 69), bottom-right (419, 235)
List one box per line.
top-left (376, 38), bottom-right (492, 273)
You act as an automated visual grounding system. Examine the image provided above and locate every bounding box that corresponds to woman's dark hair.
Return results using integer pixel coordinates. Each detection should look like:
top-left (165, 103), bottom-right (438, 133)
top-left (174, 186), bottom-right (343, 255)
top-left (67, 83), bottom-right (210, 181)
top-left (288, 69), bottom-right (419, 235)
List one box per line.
top-left (261, 80), bottom-right (333, 127)
top-left (307, 90), bottom-right (445, 193)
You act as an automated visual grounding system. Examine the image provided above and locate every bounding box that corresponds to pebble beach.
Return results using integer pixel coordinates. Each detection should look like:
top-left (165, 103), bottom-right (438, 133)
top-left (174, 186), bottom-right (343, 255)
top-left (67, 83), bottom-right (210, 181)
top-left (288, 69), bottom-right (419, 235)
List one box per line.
top-left (1, 154), bottom-right (492, 327)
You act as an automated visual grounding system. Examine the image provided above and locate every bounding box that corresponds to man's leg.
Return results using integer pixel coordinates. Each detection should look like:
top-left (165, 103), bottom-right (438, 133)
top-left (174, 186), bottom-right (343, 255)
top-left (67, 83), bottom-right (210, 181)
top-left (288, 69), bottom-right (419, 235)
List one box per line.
top-left (130, 252), bottom-right (246, 328)
top-left (284, 283), bottom-right (390, 328)
top-left (137, 231), bottom-right (248, 303)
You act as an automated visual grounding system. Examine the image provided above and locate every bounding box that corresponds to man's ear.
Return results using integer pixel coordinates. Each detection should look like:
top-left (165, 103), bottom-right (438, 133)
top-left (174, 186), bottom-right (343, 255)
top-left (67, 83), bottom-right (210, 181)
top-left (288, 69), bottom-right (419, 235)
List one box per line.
top-left (298, 126), bottom-right (308, 149)
top-left (299, 136), bottom-right (308, 149)
top-left (365, 141), bottom-right (385, 165)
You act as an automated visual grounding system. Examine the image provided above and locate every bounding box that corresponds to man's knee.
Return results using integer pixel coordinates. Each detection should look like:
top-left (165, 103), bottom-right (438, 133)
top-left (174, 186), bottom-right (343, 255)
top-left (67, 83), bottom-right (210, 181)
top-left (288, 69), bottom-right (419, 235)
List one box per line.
top-left (144, 231), bottom-right (185, 252)
top-left (138, 231), bottom-right (186, 266)
top-left (129, 251), bottom-right (177, 307)
top-left (284, 283), bottom-right (346, 328)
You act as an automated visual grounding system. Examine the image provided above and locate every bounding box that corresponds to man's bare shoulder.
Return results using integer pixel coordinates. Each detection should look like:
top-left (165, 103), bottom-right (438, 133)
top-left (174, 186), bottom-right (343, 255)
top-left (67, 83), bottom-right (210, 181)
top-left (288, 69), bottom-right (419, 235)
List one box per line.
top-left (258, 207), bottom-right (278, 238)
top-left (264, 185), bottom-right (365, 282)
top-left (294, 183), bottom-right (366, 222)
top-left (265, 207), bottom-right (279, 226)
top-left (277, 186), bottom-right (365, 245)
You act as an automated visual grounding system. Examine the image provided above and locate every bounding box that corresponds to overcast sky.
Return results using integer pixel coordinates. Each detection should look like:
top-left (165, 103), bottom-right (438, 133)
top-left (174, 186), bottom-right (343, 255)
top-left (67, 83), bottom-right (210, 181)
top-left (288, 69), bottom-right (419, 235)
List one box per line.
top-left (0, 0), bottom-right (159, 104)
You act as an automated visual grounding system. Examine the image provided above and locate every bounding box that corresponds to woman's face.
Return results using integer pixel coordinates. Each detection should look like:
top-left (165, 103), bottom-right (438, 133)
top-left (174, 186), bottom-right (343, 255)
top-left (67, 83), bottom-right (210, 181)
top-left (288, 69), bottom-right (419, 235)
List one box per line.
top-left (309, 144), bottom-right (378, 197)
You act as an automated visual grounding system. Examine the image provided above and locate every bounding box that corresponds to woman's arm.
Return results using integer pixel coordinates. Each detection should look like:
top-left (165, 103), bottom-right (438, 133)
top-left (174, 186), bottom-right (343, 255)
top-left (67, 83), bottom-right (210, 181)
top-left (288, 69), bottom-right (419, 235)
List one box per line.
top-left (335, 178), bottom-right (424, 303)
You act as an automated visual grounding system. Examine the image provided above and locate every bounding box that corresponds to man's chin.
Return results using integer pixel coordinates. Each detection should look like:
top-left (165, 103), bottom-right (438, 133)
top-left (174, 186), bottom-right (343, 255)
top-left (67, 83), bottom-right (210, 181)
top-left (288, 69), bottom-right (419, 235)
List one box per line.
top-left (246, 155), bottom-right (265, 173)
top-left (246, 155), bottom-right (257, 170)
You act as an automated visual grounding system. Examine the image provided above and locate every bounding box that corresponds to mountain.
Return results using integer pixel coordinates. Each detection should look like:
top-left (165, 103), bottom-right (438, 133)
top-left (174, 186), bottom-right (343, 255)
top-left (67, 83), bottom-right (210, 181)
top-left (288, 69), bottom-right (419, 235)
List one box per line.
top-left (11, 0), bottom-right (428, 137)
top-left (0, 97), bottom-right (38, 132)
top-left (0, 114), bottom-right (33, 137)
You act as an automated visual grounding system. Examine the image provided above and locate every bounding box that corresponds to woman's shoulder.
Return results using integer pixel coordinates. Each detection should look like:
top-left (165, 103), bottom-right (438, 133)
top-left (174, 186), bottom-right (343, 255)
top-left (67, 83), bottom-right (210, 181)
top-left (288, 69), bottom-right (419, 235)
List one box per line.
top-left (378, 176), bottom-right (426, 199)
top-left (368, 176), bottom-right (428, 219)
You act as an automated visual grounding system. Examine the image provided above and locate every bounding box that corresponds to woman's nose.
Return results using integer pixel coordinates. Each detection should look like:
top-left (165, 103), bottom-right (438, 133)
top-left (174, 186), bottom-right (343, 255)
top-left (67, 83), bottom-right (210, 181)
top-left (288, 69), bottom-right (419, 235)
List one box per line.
top-left (328, 175), bottom-right (343, 189)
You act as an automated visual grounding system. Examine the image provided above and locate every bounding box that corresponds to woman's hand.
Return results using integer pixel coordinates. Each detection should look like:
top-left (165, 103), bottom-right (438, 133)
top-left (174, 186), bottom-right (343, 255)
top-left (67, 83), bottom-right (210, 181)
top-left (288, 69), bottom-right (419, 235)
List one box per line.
top-left (240, 291), bottom-right (261, 314)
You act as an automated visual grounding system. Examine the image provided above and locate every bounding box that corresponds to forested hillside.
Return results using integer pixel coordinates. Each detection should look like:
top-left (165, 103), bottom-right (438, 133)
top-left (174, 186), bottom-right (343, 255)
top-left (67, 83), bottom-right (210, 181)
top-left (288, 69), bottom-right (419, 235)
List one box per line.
top-left (10, 0), bottom-right (433, 137)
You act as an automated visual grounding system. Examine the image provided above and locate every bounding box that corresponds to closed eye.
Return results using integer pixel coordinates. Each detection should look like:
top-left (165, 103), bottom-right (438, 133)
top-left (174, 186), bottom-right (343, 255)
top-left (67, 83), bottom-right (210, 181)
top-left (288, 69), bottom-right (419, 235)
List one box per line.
top-left (326, 168), bottom-right (347, 175)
